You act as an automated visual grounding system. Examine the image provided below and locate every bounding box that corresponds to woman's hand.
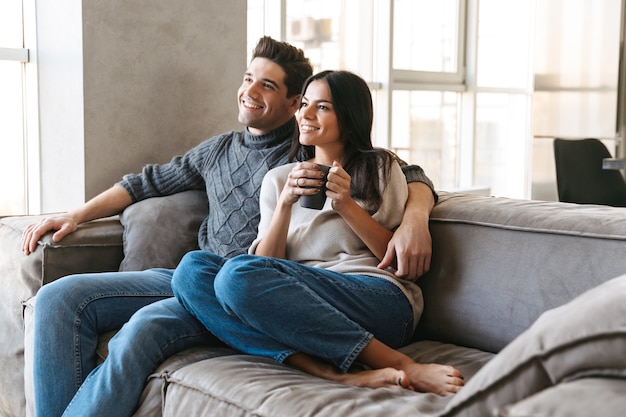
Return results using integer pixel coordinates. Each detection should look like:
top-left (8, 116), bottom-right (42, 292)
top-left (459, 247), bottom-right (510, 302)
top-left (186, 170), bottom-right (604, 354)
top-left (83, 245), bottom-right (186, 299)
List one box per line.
top-left (325, 161), bottom-right (356, 213)
top-left (283, 161), bottom-right (328, 206)
top-left (326, 160), bottom-right (393, 260)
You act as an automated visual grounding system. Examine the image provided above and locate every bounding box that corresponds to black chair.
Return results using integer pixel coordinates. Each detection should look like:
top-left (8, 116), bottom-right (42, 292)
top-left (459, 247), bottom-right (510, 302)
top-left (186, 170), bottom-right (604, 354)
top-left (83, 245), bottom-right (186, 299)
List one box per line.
top-left (553, 138), bottom-right (626, 207)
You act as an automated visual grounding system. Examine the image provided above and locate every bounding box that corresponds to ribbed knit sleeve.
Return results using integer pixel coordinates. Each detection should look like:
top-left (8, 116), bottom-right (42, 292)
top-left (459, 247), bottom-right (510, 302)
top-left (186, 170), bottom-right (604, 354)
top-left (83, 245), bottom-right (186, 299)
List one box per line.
top-left (118, 138), bottom-right (216, 202)
top-left (401, 164), bottom-right (439, 203)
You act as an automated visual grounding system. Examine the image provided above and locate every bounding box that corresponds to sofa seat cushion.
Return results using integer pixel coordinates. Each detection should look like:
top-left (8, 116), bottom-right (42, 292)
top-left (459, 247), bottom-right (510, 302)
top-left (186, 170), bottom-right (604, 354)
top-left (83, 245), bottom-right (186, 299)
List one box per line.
top-left (93, 330), bottom-right (240, 417)
top-left (439, 274), bottom-right (626, 417)
top-left (495, 377), bottom-right (626, 417)
top-left (134, 346), bottom-right (239, 417)
top-left (160, 342), bottom-right (493, 417)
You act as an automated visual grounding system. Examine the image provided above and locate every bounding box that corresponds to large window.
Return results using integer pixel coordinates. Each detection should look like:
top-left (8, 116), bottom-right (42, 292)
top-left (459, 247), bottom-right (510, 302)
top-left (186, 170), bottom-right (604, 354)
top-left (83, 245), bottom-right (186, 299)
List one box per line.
top-left (474, 0), bottom-right (534, 198)
top-left (531, 0), bottom-right (621, 200)
top-left (2, 1), bottom-right (622, 214)
top-left (248, 0), bottom-right (624, 200)
top-left (0, 1), bottom-right (28, 215)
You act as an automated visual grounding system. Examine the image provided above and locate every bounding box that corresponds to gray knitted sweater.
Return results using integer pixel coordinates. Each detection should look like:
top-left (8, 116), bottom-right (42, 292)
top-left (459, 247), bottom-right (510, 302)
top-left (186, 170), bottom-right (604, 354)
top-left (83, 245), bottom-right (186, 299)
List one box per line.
top-left (119, 118), bottom-right (436, 258)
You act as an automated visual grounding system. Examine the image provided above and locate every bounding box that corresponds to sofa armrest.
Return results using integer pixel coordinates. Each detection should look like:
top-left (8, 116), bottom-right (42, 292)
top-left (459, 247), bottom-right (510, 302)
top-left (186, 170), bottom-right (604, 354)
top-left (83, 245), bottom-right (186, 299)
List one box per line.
top-left (0, 215), bottom-right (123, 417)
top-left (0, 215), bottom-right (124, 289)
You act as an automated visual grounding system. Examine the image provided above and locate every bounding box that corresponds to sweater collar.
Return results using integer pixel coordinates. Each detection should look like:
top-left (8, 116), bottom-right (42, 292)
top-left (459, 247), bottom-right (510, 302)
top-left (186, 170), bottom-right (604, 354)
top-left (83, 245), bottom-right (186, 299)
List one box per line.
top-left (243, 117), bottom-right (296, 149)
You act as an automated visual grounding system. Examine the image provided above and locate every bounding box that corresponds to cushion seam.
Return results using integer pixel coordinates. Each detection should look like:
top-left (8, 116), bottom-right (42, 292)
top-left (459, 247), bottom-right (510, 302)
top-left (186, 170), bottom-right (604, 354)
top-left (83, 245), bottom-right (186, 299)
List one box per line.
top-left (429, 218), bottom-right (626, 241)
top-left (163, 374), bottom-right (270, 417)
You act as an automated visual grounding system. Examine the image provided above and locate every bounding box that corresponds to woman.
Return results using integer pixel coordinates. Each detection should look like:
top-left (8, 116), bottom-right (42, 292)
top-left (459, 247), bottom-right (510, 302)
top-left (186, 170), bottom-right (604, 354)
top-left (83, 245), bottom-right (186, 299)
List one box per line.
top-left (172, 70), bottom-right (463, 395)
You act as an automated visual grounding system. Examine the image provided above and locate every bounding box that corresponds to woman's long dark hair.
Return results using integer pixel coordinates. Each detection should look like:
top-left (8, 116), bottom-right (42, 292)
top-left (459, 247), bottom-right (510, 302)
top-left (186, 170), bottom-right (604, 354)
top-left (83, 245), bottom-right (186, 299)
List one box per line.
top-left (289, 70), bottom-right (399, 210)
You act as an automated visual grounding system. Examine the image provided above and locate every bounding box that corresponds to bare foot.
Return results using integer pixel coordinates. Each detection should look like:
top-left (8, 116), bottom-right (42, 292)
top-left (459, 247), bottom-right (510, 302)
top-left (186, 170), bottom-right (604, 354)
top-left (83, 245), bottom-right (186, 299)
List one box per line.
top-left (403, 363), bottom-right (464, 396)
top-left (338, 367), bottom-right (415, 390)
top-left (286, 353), bottom-right (413, 390)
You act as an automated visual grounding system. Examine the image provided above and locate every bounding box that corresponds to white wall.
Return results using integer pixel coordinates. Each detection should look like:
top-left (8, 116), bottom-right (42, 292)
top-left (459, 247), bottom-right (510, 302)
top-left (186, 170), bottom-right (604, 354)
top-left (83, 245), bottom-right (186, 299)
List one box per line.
top-left (32, 0), bottom-right (246, 212)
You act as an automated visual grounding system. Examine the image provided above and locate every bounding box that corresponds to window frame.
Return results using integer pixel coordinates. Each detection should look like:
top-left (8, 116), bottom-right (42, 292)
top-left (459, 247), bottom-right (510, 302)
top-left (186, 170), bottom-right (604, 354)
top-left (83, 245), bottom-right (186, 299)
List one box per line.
top-left (389, 0), bottom-right (467, 88)
top-left (0, 0), bottom-right (37, 215)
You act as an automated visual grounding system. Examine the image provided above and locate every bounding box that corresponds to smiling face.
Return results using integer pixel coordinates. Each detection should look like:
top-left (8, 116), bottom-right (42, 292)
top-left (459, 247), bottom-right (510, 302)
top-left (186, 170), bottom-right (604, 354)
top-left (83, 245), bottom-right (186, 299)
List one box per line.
top-left (297, 79), bottom-right (344, 163)
top-left (237, 57), bottom-right (301, 135)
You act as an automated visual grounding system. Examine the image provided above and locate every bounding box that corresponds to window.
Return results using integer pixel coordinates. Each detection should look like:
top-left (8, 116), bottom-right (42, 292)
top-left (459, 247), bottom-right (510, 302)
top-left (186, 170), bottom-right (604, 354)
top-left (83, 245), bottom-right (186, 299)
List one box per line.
top-left (389, 0), bottom-right (465, 191)
top-left (248, 0), bottom-right (471, 192)
top-left (249, 0), bottom-right (625, 200)
top-left (0, 1), bottom-right (28, 215)
top-left (392, 0), bottom-right (464, 80)
top-left (3, 1), bottom-right (619, 213)
top-left (533, 0), bottom-right (620, 139)
top-left (474, 0), bottom-right (534, 198)
top-left (531, 0), bottom-right (621, 201)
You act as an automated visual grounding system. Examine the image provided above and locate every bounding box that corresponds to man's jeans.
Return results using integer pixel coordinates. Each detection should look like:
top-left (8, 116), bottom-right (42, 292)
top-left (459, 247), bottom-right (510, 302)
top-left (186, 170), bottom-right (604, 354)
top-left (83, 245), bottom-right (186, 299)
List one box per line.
top-left (172, 251), bottom-right (414, 373)
top-left (32, 268), bottom-right (216, 417)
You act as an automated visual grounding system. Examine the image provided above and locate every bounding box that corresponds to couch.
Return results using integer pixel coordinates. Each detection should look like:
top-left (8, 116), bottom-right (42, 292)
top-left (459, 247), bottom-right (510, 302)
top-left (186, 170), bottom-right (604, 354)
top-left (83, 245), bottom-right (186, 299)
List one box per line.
top-left (1, 191), bottom-right (625, 417)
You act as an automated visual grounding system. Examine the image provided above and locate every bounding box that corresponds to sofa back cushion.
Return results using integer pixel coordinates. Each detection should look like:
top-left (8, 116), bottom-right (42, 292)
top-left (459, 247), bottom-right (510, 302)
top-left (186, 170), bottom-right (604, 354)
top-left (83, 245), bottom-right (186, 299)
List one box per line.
top-left (119, 190), bottom-right (208, 271)
top-left (417, 192), bottom-right (626, 353)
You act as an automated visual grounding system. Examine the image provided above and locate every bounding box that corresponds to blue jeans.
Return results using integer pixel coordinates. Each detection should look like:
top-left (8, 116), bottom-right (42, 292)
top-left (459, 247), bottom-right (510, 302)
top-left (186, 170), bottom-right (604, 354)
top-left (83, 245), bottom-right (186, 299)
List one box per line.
top-left (172, 251), bottom-right (414, 373)
top-left (32, 268), bottom-right (216, 417)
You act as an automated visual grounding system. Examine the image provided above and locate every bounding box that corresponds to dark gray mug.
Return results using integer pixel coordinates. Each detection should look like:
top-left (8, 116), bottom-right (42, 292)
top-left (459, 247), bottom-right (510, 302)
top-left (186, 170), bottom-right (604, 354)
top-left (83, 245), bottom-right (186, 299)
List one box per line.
top-left (299, 164), bottom-right (331, 210)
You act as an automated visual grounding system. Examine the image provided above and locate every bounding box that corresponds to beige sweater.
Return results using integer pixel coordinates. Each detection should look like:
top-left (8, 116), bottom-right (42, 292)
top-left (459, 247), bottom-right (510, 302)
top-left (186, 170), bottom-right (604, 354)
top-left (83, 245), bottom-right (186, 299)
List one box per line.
top-left (249, 161), bottom-right (423, 326)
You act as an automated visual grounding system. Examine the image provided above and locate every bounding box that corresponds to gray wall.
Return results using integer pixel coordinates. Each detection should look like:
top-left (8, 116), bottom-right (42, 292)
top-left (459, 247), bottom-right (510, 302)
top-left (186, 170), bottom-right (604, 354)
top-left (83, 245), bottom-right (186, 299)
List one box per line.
top-left (34, 0), bottom-right (246, 212)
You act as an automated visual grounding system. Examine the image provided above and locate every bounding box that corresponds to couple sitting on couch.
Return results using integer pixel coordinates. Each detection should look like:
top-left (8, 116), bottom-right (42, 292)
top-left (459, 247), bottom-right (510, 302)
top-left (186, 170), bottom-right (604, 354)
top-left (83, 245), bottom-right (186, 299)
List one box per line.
top-left (22, 36), bottom-right (461, 417)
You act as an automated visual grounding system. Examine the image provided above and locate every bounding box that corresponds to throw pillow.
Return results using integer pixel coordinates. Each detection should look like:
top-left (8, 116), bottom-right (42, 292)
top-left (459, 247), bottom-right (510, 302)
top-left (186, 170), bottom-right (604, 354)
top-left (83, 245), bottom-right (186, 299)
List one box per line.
top-left (495, 377), bottom-right (626, 417)
top-left (438, 274), bottom-right (626, 417)
top-left (119, 190), bottom-right (208, 271)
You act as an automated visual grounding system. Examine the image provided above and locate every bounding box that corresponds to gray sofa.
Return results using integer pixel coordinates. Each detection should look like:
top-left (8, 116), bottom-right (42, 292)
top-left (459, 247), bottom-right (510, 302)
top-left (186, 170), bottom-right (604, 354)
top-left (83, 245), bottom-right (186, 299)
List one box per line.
top-left (1, 191), bottom-right (625, 417)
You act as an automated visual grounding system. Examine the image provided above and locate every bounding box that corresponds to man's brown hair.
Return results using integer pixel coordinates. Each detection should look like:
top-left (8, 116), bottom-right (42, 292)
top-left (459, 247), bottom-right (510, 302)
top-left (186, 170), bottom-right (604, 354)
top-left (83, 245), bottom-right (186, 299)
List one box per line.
top-left (252, 36), bottom-right (313, 98)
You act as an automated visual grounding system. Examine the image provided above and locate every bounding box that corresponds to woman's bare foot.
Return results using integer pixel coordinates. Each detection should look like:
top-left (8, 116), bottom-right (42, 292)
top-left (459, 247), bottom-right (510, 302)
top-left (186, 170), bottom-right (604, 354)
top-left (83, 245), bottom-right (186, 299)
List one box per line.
top-left (338, 367), bottom-right (414, 390)
top-left (403, 363), bottom-right (464, 396)
top-left (338, 363), bottom-right (464, 395)
top-left (286, 353), bottom-right (413, 390)
top-left (285, 351), bottom-right (463, 395)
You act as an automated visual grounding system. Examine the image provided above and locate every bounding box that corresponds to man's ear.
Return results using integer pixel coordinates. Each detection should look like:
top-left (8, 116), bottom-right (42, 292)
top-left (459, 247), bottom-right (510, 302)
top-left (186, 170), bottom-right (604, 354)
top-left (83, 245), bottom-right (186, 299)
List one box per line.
top-left (289, 94), bottom-right (302, 113)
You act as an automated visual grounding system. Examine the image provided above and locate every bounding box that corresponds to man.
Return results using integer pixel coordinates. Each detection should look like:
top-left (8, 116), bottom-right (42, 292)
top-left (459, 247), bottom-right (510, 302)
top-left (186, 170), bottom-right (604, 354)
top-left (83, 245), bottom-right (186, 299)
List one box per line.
top-left (23, 37), bottom-right (437, 417)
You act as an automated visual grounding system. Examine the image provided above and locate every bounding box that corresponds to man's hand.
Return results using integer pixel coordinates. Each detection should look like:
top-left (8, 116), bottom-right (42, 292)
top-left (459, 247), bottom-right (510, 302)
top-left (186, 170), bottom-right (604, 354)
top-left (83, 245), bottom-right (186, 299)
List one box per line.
top-left (378, 220), bottom-right (432, 280)
top-left (20, 184), bottom-right (134, 256)
top-left (21, 216), bottom-right (79, 255)
top-left (378, 181), bottom-right (435, 280)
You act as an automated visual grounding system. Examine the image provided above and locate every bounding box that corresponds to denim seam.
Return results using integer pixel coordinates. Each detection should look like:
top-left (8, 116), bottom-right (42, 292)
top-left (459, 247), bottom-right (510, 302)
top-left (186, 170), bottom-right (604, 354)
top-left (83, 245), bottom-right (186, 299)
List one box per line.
top-left (340, 332), bottom-right (374, 373)
top-left (274, 348), bottom-right (298, 364)
top-left (71, 291), bottom-right (174, 386)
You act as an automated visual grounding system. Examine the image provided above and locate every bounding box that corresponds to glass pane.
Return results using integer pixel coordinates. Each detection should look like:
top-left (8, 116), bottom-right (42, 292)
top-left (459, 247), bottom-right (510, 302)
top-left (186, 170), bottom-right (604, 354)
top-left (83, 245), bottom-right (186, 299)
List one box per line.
top-left (0, 0), bottom-right (23, 48)
top-left (247, 0), bottom-right (265, 63)
top-left (0, 0), bottom-right (26, 215)
top-left (533, 91), bottom-right (617, 138)
top-left (533, 0), bottom-right (620, 137)
top-left (390, 91), bottom-right (459, 190)
top-left (0, 61), bottom-right (26, 215)
top-left (284, 0), bottom-right (374, 80)
top-left (535, 0), bottom-right (620, 89)
top-left (476, 0), bottom-right (533, 89)
top-left (474, 93), bottom-right (530, 199)
top-left (393, 0), bottom-right (460, 73)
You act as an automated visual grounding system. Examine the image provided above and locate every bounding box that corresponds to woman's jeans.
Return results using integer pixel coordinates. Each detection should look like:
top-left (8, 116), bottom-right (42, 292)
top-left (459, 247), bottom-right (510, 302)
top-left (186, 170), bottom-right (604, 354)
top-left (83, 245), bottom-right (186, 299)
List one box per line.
top-left (32, 268), bottom-right (216, 417)
top-left (172, 251), bottom-right (414, 374)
